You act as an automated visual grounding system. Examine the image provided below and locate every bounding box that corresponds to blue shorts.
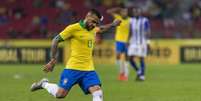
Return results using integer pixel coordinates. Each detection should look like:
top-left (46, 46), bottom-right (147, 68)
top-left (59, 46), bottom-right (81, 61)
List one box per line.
top-left (115, 41), bottom-right (127, 54)
top-left (58, 69), bottom-right (101, 94)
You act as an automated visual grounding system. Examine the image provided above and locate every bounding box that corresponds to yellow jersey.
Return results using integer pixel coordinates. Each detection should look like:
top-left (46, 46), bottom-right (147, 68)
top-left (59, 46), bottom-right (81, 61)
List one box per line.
top-left (59, 20), bottom-right (96, 71)
top-left (114, 14), bottom-right (130, 43)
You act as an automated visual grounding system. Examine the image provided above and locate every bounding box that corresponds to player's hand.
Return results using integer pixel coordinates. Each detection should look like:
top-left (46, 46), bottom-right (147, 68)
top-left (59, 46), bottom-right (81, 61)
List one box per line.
top-left (43, 58), bottom-right (57, 73)
top-left (112, 19), bottom-right (121, 27)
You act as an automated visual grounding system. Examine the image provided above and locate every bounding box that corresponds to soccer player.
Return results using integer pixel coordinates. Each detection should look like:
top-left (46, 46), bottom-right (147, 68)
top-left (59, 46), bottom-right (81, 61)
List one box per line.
top-left (107, 7), bottom-right (130, 81)
top-left (30, 9), bottom-right (121, 101)
top-left (128, 7), bottom-right (151, 81)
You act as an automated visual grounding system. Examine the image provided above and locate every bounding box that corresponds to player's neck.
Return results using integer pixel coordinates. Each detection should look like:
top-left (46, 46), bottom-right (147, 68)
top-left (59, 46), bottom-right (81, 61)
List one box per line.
top-left (83, 20), bottom-right (92, 31)
top-left (80, 20), bottom-right (89, 31)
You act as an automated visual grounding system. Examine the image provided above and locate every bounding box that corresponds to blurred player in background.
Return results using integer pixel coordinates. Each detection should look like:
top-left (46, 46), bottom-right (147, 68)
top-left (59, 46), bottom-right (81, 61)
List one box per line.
top-left (107, 7), bottom-right (130, 81)
top-left (128, 7), bottom-right (151, 81)
top-left (30, 9), bottom-right (121, 101)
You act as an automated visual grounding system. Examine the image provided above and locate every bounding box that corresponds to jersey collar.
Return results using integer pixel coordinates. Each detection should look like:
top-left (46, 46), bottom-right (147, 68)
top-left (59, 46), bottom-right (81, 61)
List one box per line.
top-left (79, 20), bottom-right (87, 30)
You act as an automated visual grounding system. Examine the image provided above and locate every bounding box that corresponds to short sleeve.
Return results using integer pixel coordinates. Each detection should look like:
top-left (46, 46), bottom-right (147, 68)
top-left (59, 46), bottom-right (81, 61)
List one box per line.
top-left (113, 14), bottom-right (122, 20)
top-left (144, 18), bottom-right (150, 31)
top-left (59, 25), bottom-right (75, 40)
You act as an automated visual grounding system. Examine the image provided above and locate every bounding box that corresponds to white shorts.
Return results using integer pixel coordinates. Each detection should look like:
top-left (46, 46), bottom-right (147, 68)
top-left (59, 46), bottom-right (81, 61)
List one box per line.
top-left (128, 44), bottom-right (147, 57)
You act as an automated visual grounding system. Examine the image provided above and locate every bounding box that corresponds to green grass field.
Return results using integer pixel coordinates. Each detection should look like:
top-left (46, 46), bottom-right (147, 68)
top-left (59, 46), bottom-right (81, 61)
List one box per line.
top-left (0, 64), bottom-right (201, 101)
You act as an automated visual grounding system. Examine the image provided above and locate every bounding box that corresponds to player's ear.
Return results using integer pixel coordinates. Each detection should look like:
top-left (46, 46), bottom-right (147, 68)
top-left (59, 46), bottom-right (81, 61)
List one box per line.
top-left (85, 12), bottom-right (90, 19)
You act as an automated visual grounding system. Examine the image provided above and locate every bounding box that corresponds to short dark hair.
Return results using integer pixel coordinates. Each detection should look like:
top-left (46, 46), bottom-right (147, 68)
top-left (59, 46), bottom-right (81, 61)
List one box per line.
top-left (89, 9), bottom-right (102, 20)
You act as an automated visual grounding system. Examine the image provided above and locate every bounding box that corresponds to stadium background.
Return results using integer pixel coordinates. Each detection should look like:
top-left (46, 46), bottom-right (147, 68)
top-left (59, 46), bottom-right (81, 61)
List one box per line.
top-left (0, 0), bottom-right (201, 101)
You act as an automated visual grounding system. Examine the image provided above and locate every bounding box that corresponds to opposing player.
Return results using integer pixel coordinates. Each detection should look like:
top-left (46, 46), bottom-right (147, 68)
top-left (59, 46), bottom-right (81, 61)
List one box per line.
top-left (128, 7), bottom-right (151, 81)
top-left (107, 7), bottom-right (130, 81)
top-left (30, 9), bottom-right (121, 101)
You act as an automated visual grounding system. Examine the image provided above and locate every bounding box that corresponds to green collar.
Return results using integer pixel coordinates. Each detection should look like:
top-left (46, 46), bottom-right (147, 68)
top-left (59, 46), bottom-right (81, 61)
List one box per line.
top-left (79, 20), bottom-right (87, 29)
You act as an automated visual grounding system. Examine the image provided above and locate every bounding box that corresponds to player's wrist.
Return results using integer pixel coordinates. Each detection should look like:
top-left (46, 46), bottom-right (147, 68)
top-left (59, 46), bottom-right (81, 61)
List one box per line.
top-left (50, 58), bottom-right (57, 65)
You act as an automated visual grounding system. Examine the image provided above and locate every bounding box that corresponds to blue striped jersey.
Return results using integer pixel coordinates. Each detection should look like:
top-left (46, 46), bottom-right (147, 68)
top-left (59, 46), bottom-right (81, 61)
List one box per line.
top-left (129, 16), bottom-right (150, 45)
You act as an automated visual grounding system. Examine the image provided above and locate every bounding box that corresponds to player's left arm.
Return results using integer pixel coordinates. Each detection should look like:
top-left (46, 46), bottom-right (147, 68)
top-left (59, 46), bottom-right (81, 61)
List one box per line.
top-left (50, 35), bottom-right (64, 61)
top-left (145, 18), bottom-right (151, 51)
top-left (96, 19), bottom-right (121, 33)
top-left (127, 21), bottom-right (133, 46)
top-left (145, 18), bottom-right (151, 43)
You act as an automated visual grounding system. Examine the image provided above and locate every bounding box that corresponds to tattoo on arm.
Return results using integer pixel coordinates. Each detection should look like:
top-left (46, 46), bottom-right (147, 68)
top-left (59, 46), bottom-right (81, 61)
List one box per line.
top-left (98, 23), bottom-right (114, 33)
top-left (51, 35), bottom-right (64, 59)
top-left (98, 19), bottom-right (120, 33)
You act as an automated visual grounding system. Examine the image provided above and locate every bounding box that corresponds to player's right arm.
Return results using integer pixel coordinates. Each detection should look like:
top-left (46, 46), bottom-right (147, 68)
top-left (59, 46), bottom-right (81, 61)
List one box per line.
top-left (107, 7), bottom-right (122, 15)
top-left (43, 35), bottom-right (63, 73)
top-left (43, 25), bottom-right (74, 73)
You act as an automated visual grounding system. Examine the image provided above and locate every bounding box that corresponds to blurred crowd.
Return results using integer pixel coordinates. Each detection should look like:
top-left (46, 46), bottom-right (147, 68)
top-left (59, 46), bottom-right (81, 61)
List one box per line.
top-left (0, 0), bottom-right (200, 39)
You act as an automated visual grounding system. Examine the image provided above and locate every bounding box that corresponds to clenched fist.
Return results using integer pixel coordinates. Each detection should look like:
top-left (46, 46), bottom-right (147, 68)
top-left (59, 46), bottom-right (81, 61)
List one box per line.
top-left (43, 58), bottom-right (57, 73)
